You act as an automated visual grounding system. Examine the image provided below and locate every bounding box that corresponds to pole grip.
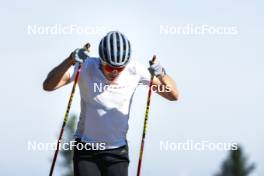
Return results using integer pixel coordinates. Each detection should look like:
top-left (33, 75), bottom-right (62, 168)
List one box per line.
top-left (84, 43), bottom-right (91, 52)
top-left (150, 55), bottom-right (157, 65)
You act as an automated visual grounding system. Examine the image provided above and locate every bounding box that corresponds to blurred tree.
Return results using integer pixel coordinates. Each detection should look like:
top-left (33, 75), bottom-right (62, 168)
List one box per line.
top-left (215, 145), bottom-right (255, 176)
top-left (60, 114), bottom-right (77, 176)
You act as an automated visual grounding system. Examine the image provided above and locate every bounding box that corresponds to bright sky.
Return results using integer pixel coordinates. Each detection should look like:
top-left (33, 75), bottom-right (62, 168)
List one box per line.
top-left (0, 0), bottom-right (263, 175)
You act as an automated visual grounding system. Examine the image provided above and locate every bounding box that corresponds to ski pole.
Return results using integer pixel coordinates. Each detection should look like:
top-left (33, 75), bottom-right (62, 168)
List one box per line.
top-left (137, 55), bottom-right (156, 176)
top-left (49, 43), bottom-right (90, 176)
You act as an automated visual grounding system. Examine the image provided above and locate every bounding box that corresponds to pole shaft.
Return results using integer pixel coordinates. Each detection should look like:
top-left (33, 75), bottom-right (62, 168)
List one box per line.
top-left (49, 64), bottom-right (81, 176)
top-left (137, 56), bottom-right (156, 176)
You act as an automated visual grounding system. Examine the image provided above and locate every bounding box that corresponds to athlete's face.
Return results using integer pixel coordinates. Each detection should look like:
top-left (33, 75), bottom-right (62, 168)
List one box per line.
top-left (101, 63), bottom-right (125, 81)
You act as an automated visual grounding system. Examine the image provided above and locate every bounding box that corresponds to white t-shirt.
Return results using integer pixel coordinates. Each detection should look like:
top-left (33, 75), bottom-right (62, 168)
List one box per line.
top-left (68, 57), bottom-right (150, 148)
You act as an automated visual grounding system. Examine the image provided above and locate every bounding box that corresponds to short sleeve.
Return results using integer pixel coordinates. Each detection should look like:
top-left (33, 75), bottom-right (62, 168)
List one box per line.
top-left (137, 62), bottom-right (151, 86)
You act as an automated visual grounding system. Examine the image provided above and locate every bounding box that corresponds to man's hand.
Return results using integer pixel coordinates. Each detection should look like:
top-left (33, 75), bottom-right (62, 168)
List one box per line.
top-left (72, 48), bottom-right (90, 64)
top-left (148, 60), bottom-right (166, 78)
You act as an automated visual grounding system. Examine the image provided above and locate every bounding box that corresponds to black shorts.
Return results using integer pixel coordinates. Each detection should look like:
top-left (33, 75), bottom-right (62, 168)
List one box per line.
top-left (73, 139), bottom-right (129, 176)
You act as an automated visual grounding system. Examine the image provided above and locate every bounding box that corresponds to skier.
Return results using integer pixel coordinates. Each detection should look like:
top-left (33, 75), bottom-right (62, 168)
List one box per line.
top-left (43, 31), bottom-right (179, 176)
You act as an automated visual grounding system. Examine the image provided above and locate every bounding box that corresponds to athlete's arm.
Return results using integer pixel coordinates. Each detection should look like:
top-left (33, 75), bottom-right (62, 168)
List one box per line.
top-left (147, 59), bottom-right (179, 101)
top-left (43, 54), bottom-right (75, 91)
top-left (152, 75), bottom-right (179, 101)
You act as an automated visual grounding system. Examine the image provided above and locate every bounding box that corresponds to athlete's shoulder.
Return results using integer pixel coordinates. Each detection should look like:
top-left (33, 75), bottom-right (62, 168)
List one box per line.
top-left (83, 57), bottom-right (100, 68)
top-left (126, 59), bottom-right (148, 75)
top-left (133, 60), bottom-right (148, 71)
top-left (87, 57), bottom-right (100, 64)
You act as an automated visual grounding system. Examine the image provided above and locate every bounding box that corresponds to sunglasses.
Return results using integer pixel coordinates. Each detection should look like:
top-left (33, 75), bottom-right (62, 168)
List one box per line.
top-left (102, 63), bottom-right (125, 74)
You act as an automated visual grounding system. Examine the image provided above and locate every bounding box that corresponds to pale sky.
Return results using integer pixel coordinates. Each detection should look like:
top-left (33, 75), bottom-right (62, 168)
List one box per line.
top-left (0, 0), bottom-right (263, 175)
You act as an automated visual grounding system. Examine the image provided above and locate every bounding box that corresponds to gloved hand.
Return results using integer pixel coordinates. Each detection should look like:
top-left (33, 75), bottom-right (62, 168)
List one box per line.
top-left (73, 48), bottom-right (89, 64)
top-left (148, 60), bottom-right (166, 77)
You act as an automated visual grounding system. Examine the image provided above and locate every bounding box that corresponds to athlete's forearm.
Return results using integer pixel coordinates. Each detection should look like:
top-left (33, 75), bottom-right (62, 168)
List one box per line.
top-left (43, 56), bottom-right (75, 91)
top-left (157, 74), bottom-right (179, 101)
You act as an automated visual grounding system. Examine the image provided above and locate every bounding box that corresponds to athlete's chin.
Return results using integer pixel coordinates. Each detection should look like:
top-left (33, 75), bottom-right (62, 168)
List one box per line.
top-left (109, 77), bottom-right (117, 81)
top-left (106, 76), bottom-right (116, 81)
top-left (107, 75), bottom-right (119, 81)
